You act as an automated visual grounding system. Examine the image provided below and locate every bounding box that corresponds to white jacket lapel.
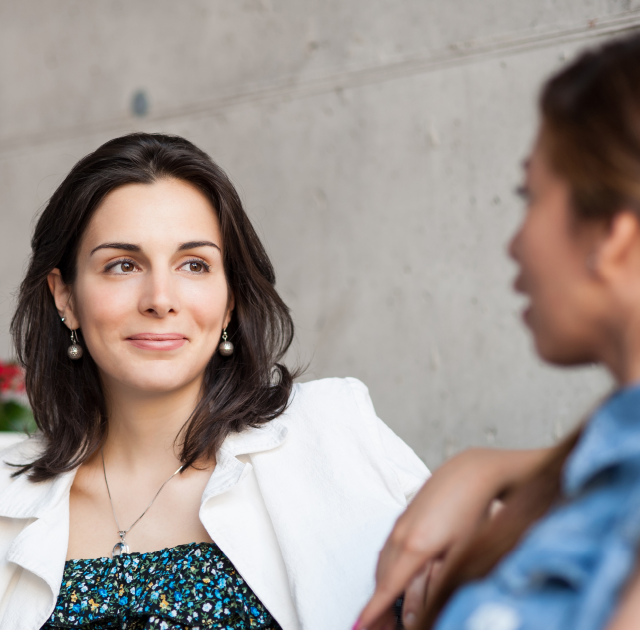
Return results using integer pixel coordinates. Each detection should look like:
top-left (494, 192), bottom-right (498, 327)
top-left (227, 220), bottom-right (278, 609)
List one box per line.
top-left (2, 499), bottom-right (70, 628)
top-left (0, 455), bottom-right (75, 630)
top-left (200, 420), bottom-right (299, 630)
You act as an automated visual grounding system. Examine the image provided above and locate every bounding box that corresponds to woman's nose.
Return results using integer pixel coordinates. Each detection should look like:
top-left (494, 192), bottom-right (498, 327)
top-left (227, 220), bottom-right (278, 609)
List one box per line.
top-left (508, 229), bottom-right (522, 263)
top-left (139, 269), bottom-right (180, 317)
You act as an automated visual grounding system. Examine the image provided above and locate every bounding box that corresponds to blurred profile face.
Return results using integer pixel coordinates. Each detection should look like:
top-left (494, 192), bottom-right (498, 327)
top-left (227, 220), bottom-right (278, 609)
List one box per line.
top-left (51, 178), bottom-right (233, 397)
top-left (509, 133), bottom-right (607, 366)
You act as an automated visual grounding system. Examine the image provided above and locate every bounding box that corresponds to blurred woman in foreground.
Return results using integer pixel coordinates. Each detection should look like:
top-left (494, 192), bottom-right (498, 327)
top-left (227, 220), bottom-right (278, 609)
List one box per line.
top-left (358, 32), bottom-right (640, 630)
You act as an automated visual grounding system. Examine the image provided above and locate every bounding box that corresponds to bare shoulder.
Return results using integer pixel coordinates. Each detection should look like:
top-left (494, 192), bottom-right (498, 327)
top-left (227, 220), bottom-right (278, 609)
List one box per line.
top-left (68, 450), bottom-right (102, 497)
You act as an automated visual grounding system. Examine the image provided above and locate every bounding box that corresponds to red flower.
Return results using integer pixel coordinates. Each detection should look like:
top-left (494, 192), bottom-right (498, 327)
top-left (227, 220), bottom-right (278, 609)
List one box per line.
top-left (0, 361), bottom-right (25, 394)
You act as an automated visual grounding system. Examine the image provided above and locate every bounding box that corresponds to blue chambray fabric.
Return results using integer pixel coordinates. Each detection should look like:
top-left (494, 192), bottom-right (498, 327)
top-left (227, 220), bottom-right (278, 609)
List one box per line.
top-left (435, 385), bottom-right (640, 630)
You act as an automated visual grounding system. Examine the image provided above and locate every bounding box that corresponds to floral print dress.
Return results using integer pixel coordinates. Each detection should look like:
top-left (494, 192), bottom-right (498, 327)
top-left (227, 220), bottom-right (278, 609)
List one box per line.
top-left (42, 542), bottom-right (282, 630)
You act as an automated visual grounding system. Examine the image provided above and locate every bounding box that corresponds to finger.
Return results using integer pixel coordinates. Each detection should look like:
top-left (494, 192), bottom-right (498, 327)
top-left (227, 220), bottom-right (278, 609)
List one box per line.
top-left (424, 559), bottom-right (444, 607)
top-left (489, 498), bottom-right (504, 519)
top-left (358, 608), bottom-right (397, 630)
top-left (402, 563), bottom-right (432, 629)
top-left (357, 554), bottom-right (434, 629)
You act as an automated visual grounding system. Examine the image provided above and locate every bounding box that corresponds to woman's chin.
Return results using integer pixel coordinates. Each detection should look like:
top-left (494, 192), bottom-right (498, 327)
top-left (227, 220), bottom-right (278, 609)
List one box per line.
top-left (106, 366), bottom-right (205, 396)
top-left (534, 336), bottom-right (595, 368)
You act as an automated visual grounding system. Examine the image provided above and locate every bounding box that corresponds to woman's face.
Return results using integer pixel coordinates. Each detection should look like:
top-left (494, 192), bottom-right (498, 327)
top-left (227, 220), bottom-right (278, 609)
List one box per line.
top-left (50, 178), bottom-right (233, 396)
top-left (509, 134), bottom-right (608, 366)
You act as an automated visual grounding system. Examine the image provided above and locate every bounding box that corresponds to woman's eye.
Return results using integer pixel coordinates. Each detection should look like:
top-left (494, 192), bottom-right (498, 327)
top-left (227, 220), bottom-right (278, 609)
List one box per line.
top-left (515, 185), bottom-right (530, 201)
top-left (106, 260), bottom-right (139, 274)
top-left (180, 260), bottom-right (210, 273)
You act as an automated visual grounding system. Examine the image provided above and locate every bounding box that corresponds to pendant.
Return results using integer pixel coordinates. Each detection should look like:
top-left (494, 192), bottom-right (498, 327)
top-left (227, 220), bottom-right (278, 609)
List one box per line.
top-left (112, 531), bottom-right (130, 557)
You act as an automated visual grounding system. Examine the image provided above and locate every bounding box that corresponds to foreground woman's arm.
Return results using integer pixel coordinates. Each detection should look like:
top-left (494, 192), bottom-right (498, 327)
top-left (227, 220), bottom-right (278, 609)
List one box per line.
top-left (605, 564), bottom-right (640, 630)
top-left (357, 446), bottom-right (550, 630)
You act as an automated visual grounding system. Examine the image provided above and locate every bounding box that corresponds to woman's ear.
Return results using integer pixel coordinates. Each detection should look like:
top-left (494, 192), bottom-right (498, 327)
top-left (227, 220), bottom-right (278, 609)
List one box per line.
top-left (224, 291), bottom-right (235, 329)
top-left (592, 211), bottom-right (640, 283)
top-left (47, 269), bottom-right (80, 329)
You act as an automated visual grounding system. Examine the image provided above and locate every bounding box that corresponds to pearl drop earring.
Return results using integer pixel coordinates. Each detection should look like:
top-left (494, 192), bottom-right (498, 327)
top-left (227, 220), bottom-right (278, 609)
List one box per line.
top-left (218, 328), bottom-right (234, 357)
top-left (67, 329), bottom-right (83, 360)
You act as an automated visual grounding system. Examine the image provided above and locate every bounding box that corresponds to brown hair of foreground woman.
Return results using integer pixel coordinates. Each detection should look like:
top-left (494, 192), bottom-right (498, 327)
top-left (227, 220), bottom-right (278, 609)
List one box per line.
top-left (10, 133), bottom-right (296, 481)
top-left (419, 32), bottom-right (640, 628)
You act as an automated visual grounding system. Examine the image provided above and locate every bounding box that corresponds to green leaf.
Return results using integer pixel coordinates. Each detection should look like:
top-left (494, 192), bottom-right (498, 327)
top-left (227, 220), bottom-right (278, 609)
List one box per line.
top-left (0, 401), bottom-right (36, 434)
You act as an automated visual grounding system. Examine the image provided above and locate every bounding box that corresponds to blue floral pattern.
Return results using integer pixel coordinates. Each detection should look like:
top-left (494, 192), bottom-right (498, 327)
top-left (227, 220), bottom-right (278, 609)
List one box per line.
top-left (42, 542), bottom-right (282, 629)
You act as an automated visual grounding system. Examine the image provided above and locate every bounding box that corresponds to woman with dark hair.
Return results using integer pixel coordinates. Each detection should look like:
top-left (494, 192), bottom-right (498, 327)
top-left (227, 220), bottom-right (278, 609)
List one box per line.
top-left (0, 133), bottom-right (430, 630)
top-left (357, 31), bottom-right (640, 630)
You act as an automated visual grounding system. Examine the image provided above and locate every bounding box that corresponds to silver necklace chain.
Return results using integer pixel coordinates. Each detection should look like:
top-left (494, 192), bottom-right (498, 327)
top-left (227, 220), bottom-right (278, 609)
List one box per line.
top-left (101, 448), bottom-right (183, 558)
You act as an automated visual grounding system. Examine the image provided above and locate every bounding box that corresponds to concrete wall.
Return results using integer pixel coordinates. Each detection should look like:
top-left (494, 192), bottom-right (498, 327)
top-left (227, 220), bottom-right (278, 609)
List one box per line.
top-left (1, 1), bottom-right (638, 468)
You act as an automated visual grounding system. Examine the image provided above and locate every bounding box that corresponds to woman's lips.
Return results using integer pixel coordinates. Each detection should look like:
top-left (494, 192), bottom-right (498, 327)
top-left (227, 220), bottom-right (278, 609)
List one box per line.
top-left (512, 276), bottom-right (532, 324)
top-left (126, 333), bottom-right (187, 351)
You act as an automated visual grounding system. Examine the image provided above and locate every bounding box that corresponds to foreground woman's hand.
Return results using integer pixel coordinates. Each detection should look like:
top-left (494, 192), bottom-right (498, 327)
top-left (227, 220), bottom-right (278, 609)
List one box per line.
top-left (355, 447), bottom-right (550, 630)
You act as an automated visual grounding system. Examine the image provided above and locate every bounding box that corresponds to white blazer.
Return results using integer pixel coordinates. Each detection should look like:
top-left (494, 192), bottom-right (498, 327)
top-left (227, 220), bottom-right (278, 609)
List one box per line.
top-left (0, 377), bottom-right (429, 630)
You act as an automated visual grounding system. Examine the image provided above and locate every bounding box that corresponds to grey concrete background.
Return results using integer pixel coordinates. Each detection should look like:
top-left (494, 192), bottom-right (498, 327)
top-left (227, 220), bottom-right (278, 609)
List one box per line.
top-left (1, 1), bottom-right (637, 468)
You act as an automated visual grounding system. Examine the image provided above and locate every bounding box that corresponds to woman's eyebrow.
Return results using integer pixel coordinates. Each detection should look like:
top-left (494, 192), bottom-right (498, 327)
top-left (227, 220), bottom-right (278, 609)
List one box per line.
top-left (178, 241), bottom-right (221, 252)
top-left (90, 242), bottom-right (141, 256)
top-left (89, 241), bottom-right (221, 256)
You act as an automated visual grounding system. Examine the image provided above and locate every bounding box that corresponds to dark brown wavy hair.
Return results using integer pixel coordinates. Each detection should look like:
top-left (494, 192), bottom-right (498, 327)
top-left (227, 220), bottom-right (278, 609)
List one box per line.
top-left (421, 32), bottom-right (640, 627)
top-left (11, 133), bottom-right (297, 481)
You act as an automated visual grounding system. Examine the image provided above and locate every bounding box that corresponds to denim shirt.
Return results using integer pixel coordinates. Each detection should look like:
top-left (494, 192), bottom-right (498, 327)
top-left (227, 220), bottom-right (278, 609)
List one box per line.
top-left (435, 385), bottom-right (640, 630)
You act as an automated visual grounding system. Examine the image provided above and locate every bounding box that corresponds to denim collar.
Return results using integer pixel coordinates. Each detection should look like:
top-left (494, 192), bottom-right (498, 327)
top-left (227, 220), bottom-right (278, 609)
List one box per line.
top-left (565, 384), bottom-right (640, 497)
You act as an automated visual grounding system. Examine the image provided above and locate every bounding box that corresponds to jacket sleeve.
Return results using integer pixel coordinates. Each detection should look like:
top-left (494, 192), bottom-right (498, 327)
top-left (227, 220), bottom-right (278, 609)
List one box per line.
top-left (345, 377), bottom-right (431, 502)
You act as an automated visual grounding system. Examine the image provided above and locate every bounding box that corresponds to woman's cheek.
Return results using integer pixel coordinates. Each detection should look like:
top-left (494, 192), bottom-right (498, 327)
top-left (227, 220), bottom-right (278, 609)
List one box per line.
top-left (76, 279), bottom-right (140, 335)
top-left (182, 279), bottom-right (229, 327)
top-left (188, 301), bottom-right (227, 336)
